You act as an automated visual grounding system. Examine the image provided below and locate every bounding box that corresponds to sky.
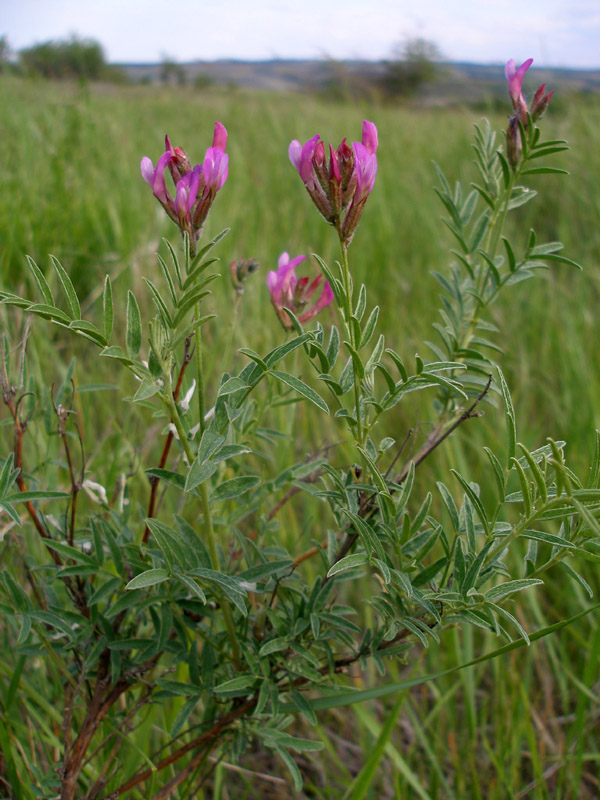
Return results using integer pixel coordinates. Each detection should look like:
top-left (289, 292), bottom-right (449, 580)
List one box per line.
top-left (3, 0), bottom-right (600, 69)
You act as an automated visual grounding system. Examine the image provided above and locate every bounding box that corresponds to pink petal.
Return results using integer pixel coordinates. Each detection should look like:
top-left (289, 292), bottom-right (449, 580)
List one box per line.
top-left (289, 140), bottom-right (302, 171)
top-left (212, 121), bottom-right (228, 152)
top-left (299, 135), bottom-right (320, 184)
top-left (361, 120), bottom-right (378, 155)
top-left (141, 156), bottom-right (155, 185)
top-left (152, 151), bottom-right (172, 204)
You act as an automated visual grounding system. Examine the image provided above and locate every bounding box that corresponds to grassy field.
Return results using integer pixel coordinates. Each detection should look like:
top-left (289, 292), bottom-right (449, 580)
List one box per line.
top-left (1, 74), bottom-right (600, 798)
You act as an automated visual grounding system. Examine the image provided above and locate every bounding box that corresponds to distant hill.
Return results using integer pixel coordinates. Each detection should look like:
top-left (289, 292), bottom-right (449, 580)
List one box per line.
top-left (116, 59), bottom-right (600, 102)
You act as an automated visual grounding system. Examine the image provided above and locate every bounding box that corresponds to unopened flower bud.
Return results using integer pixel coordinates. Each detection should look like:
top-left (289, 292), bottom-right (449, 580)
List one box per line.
top-left (506, 115), bottom-right (522, 169)
top-left (165, 134), bottom-right (192, 183)
top-left (531, 84), bottom-right (554, 121)
top-left (230, 258), bottom-right (259, 294)
top-left (312, 141), bottom-right (329, 191)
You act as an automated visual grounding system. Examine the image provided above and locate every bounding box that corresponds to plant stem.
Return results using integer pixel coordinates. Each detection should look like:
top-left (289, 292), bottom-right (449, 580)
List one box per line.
top-left (338, 238), bottom-right (364, 447)
top-left (161, 389), bottom-right (242, 669)
top-left (195, 303), bottom-right (207, 438)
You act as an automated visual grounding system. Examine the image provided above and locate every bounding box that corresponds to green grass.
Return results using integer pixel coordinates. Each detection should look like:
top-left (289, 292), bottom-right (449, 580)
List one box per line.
top-left (1, 75), bottom-right (600, 797)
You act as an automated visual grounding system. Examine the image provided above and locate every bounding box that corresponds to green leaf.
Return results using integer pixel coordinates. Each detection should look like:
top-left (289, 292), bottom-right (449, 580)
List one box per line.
top-left (26, 303), bottom-right (71, 324)
top-left (497, 367), bottom-right (516, 465)
top-left (327, 325), bottom-right (340, 368)
top-left (488, 602), bottom-right (530, 644)
top-left (483, 447), bottom-right (506, 502)
top-left (327, 553), bottom-right (369, 577)
top-left (511, 457), bottom-right (532, 517)
top-left (518, 443), bottom-right (548, 503)
top-left (26, 255), bottom-right (53, 306)
top-left (185, 460), bottom-right (217, 492)
top-left (100, 275), bottom-right (113, 343)
top-left (270, 370), bottom-right (329, 414)
top-left (289, 690), bottom-right (317, 725)
top-left (521, 529), bottom-right (576, 548)
top-left (143, 277), bottom-right (172, 328)
top-left (496, 150), bottom-right (511, 189)
top-left (214, 675), bottom-right (258, 695)
top-left (125, 569), bottom-right (170, 590)
top-left (42, 539), bottom-right (97, 566)
top-left (187, 567), bottom-right (248, 615)
top-left (360, 306), bottom-right (379, 349)
top-left (261, 729), bottom-right (323, 752)
top-left (237, 560), bottom-right (294, 583)
top-left (535, 253), bottom-right (583, 270)
top-left (126, 291), bottom-right (142, 358)
top-left (211, 475), bottom-right (259, 501)
top-left (146, 468), bottom-right (186, 491)
top-left (218, 377), bottom-right (247, 396)
top-left (68, 320), bottom-right (106, 346)
top-left (312, 253), bottom-right (344, 307)
top-left (485, 578), bottom-right (543, 602)
top-left (264, 333), bottom-right (311, 368)
top-left (88, 576), bottom-right (122, 606)
top-left (177, 574), bottom-right (207, 602)
top-left (275, 748), bottom-right (303, 791)
top-left (436, 482), bottom-right (460, 530)
top-left (521, 166), bottom-right (569, 176)
top-left (560, 562), bottom-right (593, 598)
top-left (50, 255), bottom-right (81, 320)
top-left (259, 637), bottom-right (289, 657)
top-left (3, 490), bottom-right (69, 503)
top-left (132, 379), bottom-right (160, 402)
top-left (450, 471), bottom-right (488, 533)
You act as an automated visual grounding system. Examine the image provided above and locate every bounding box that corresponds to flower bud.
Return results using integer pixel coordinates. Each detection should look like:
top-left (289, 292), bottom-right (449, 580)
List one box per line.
top-left (230, 258), bottom-right (259, 294)
top-left (165, 134), bottom-right (192, 183)
top-left (531, 84), bottom-right (554, 121)
top-left (506, 115), bottom-right (522, 169)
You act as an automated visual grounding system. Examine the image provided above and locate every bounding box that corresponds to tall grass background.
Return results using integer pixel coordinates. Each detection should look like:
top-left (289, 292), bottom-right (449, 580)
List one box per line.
top-left (1, 74), bottom-right (599, 797)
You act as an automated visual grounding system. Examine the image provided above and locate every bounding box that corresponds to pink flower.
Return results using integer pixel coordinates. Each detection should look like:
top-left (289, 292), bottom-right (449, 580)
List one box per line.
top-left (505, 58), bottom-right (533, 114)
top-left (140, 121), bottom-right (229, 250)
top-left (504, 59), bottom-right (554, 168)
top-left (266, 252), bottom-right (334, 330)
top-left (289, 120), bottom-right (378, 245)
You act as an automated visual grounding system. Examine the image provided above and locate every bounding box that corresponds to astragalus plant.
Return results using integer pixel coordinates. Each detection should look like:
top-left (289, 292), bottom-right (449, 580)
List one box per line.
top-left (0, 59), bottom-right (598, 799)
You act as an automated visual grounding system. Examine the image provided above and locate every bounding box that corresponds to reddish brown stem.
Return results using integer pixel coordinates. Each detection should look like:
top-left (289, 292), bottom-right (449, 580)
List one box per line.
top-left (98, 698), bottom-right (256, 799)
top-left (61, 658), bottom-right (158, 800)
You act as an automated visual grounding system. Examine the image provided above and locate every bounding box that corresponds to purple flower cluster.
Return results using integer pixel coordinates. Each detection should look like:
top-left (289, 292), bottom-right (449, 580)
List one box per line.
top-left (289, 121), bottom-right (378, 244)
top-left (505, 59), bottom-right (554, 123)
top-left (266, 252), bottom-right (334, 330)
top-left (141, 122), bottom-right (229, 248)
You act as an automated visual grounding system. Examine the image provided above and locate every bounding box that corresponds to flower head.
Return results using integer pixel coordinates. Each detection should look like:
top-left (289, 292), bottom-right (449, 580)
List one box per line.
top-left (267, 252), bottom-right (334, 330)
top-left (504, 59), bottom-right (554, 169)
top-left (289, 120), bottom-right (378, 245)
top-left (140, 121), bottom-right (229, 253)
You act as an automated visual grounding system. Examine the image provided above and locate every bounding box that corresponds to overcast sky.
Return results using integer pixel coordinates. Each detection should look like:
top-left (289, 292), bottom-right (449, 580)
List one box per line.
top-left (3, 0), bottom-right (600, 69)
